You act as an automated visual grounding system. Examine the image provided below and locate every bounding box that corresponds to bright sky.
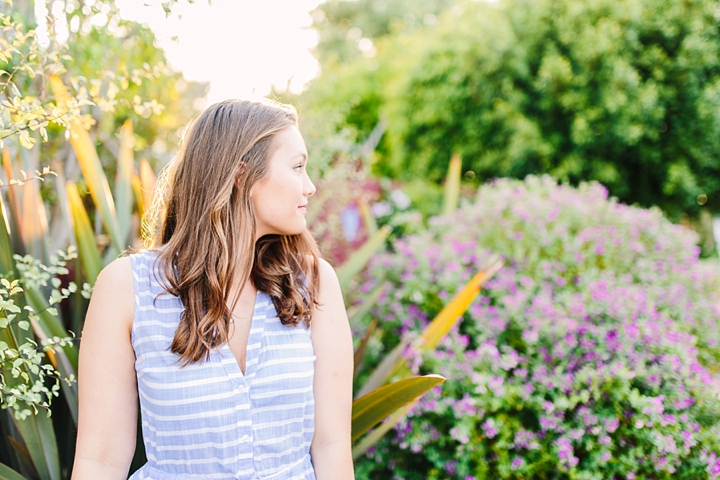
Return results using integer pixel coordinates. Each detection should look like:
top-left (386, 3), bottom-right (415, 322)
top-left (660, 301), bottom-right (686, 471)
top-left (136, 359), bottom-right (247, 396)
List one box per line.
top-left (115, 0), bottom-right (323, 107)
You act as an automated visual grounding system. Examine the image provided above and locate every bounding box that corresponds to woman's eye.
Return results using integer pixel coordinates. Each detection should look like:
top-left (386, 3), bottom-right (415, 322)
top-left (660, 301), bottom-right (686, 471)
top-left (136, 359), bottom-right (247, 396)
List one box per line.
top-left (294, 164), bottom-right (303, 171)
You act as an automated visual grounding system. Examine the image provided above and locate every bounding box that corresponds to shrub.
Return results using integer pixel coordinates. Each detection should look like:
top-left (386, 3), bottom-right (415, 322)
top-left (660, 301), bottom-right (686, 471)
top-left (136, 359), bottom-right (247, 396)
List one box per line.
top-left (354, 175), bottom-right (720, 479)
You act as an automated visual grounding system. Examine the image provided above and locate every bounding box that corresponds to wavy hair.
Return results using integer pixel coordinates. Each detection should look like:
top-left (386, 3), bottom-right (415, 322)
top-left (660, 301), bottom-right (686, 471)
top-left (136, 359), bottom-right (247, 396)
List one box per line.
top-left (145, 99), bottom-right (320, 365)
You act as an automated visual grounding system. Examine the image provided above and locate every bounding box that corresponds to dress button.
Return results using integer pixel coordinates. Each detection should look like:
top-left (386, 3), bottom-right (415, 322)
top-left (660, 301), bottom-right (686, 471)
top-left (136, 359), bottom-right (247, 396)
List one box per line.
top-left (242, 434), bottom-right (251, 442)
top-left (238, 385), bottom-right (247, 393)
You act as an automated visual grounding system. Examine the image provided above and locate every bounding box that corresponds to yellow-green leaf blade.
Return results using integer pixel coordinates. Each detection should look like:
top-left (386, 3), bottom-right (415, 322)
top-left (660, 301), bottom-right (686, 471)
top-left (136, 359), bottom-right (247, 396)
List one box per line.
top-left (30, 319), bottom-right (78, 426)
top-left (0, 462), bottom-right (27, 480)
top-left (352, 398), bottom-right (418, 460)
top-left (354, 318), bottom-right (378, 379)
top-left (419, 256), bottom-right (503, 350)
top-left (2, 147), bottom-right (25, 256)
top-left (115, 120), bottom-right (134, 247)
top-left (11, 411), bottom-right (61, 480)
top-left (357, 196), bottom-right (378, 236)
top-left (0, 194), bottom-right (15, 274)
top-left (355, 336), bottom-right (411, 399)
top-left (442, 153), bottom-right (462, 216)
top-left (351, 374), bottom-right (445, 444)
top-left (66, 183), bottom-right (102, 284)
top-left (49, 75), bottom-right (124, 252)
top-left (347, 284), bottom-right (383, 327)
top-left (23, 287), bottom-right (78, 369)
top-left (305, 185), bottom-right (333, 225)
top-left (139, 158), bottom-right (156, 209)
top-left (336, 225), bottom-right (390, 289)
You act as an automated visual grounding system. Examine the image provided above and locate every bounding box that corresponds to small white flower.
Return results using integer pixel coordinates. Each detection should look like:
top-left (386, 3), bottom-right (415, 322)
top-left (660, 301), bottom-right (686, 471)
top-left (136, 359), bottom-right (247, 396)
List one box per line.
top-left (390, 190), bottom-right (411, 209)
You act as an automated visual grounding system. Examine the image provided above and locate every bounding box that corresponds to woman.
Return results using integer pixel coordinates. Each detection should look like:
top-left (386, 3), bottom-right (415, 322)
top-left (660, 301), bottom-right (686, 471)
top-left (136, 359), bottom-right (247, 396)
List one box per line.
top-left (72, 100), bottom-right (355, 479)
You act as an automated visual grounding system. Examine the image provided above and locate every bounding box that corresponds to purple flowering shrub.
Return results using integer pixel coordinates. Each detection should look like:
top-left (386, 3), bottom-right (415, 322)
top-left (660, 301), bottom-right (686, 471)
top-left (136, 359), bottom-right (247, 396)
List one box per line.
top-left (353, 176), bottom-right (720, 479)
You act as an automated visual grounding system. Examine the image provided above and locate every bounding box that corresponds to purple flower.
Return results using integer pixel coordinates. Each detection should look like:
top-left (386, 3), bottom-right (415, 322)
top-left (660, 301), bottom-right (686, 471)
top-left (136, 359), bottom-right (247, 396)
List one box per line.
top-left (481, 419), bottom-right (499, 438)
top-left (444, 460), bottom-right (458, 475)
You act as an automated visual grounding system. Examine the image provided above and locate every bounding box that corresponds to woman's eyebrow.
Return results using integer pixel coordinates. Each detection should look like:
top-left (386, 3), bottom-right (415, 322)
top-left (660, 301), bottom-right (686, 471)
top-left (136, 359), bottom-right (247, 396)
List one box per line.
top-left (290, 153), bottom-right (308, 161)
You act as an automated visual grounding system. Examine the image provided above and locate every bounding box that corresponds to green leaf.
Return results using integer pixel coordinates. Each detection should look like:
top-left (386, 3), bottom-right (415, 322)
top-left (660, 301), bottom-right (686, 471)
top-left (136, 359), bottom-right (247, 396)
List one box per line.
top-left (355, 336), bottom-right (411, 399)
top-left (0, 461), bottom-right (27, 480)
top-left (54, 347), bottom-right (78, 426)
top-left (2, 148), bottom-right (25, 258)
top-left (357, 196), bottom-right (378, 236)
top-left (137, 158), bottom-right (157, 219)
top-left (17, 321), bottom-right (28, 331)
top-left (347, 284), bottom-right (383, 327)
top-left (0, 195), bottom-right (14, 275)
top-left (336, 226), bottom-right (390, 289)
top-left (442, 153), bottom-right (461, 216)
top-left (115, 120), bottom-right (134, 247)
top-left (31, 324), bottom-right (78, 426)
top-left (353, 318), bottom-right (377, 379)
top-left (352, 398), bottom-right (418, 460)
top-left (351, 374), bottom-right (445, 444)
top-left (66, 183), bottom-right (102, 285)
top-left (49, 75), bottom-right (124, 253)
top-left (17, 147), bottom-right (49, 263)
top-left (11, 409), bottom-right (60, 480)
top-left (23, 287), bottom-right (78, 370)
top-left (419, 256), bottom-right (503, 350)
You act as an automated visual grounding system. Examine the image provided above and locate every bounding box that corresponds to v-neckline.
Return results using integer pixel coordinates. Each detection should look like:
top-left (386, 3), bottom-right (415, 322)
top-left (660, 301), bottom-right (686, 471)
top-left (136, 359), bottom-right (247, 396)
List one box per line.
top-left (222, 289), bottom-right (263, 378)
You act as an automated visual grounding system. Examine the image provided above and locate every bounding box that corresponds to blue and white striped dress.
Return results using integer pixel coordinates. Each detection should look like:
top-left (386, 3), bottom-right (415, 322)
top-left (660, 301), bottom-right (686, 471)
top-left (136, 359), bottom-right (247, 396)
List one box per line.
top-left (128, 251), bottom-right (316, 480)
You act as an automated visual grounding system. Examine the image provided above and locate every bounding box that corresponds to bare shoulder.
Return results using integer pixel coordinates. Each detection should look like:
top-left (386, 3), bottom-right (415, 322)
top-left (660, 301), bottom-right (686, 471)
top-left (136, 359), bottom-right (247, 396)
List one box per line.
top-left (93, 256), bottom-right (134, 304)
top-left (96, 256), bottom-right (133, 287)
top-left (84, 256), bottom-right (134, 336)
top-left (312, 258), bottom-right (344, 307)
top-left (317, 258), bottom-right (339, 288)
top-left (303, 255), bottom-right (340, 296)
top-left (313, 259), bottom-right (347, 325)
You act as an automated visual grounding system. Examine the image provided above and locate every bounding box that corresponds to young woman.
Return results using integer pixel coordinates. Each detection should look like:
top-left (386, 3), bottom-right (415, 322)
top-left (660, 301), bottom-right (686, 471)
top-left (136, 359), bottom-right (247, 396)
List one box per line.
top-left (72, 100), bottom-right (355, 479)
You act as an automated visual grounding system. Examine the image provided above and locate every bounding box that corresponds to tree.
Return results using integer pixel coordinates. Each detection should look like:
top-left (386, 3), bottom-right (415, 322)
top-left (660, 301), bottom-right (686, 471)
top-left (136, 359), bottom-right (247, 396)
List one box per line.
top-left (285, 0), bottom-right (454, 174)
top-left (310, 0), bottom-right (456, 66)
top-left (301, 0), bottom-right (720, 218)
top-left (1, 0), bottom-right (205, 165)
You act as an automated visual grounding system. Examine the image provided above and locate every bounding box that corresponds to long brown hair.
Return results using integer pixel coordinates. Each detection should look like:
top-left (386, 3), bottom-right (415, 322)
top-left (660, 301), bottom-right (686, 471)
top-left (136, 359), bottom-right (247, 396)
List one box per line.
top-left (145, 99), bottom-right (320, 365)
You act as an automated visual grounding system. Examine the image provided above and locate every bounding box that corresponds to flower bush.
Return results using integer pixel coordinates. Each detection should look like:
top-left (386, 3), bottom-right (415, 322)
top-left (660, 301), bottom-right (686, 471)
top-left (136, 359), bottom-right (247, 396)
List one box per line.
top-left (353, 175), bottom-right (720, 479)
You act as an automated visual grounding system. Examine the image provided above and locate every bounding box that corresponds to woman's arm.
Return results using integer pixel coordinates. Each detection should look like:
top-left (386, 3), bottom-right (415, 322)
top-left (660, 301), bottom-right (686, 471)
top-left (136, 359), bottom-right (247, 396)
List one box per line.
top-left (310, 258), bottom-right (355, 480)
top-left (72, 257), bottom-right (138, 480)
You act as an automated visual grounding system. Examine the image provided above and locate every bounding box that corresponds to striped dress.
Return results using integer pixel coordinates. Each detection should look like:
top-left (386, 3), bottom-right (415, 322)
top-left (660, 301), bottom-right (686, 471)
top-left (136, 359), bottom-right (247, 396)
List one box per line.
top-left (128, 251), bottom-right (317, 480)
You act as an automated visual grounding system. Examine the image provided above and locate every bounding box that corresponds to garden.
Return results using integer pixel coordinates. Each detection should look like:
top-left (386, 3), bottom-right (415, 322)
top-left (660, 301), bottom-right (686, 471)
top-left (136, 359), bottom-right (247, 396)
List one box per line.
top-left (2, 0), bottom-right (720, 479)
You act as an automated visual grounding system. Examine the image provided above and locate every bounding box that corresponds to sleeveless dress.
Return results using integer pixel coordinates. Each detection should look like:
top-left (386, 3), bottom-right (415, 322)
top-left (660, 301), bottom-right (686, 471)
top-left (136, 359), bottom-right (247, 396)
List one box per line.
top-left (128, 251), bottom-right (317, 480)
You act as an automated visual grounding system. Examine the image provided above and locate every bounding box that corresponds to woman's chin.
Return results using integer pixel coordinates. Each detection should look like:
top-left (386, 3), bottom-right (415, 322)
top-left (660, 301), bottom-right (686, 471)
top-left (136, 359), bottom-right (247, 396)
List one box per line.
top-left (259, 224), bottom-right (307, 238)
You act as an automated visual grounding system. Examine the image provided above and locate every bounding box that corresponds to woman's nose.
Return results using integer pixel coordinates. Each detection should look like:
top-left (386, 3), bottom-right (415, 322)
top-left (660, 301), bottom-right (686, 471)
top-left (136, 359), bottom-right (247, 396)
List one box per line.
top-left (304, 175), bottom-right (316, 197)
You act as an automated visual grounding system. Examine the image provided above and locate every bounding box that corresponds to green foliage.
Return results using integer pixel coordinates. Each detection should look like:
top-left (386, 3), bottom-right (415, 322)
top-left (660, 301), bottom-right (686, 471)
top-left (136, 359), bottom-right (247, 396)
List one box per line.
top-left (0, 0), bottom-right (205, 165)
top-left (288, 0), bottom-right (454, 172)
top-left (0, 251), bottom-right (78, 421)
top-left (302, 0), bottom-right (720, 219)
top-left (310, 0), bottom-right (456, 66)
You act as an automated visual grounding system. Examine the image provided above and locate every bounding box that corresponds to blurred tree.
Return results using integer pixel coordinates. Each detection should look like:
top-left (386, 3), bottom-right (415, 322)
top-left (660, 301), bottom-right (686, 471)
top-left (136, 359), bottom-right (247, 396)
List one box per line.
top-left (287, 0), bottom-right (454, 175)
top-left (1, 0), bottom-right (206, 167)
top-left (301, 0), bottom-right (720, 218)
top-left (310, 0), bottom-right (455, 66)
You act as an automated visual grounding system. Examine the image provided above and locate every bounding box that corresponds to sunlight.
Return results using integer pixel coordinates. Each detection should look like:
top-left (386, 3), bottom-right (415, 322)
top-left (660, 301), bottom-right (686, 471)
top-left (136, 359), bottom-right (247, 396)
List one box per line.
top-left (116, 0), bottom-right (322, 104)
